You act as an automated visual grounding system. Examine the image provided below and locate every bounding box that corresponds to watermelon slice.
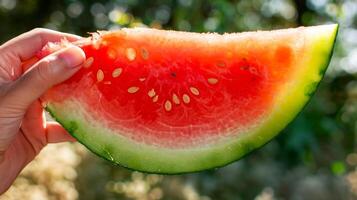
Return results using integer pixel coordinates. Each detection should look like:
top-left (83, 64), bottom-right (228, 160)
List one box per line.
top-left (39, 24), bottom-right (337, 173)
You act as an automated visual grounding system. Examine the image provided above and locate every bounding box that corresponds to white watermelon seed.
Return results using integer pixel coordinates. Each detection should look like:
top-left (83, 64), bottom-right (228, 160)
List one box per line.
top-left (148, 89), bottom-right (156, 98)
top-left (207, 78), bottom-right (218, 85)
top-left (126, 48), bottom-right (136, 61)
top-left (96, 69), bottom-right (104, 82)
top-left (172, 93), bottom-right (180, 104)
top-left (83, 57), bottom-right (94, 68)
top-left (182, 94), bottom-right (190, 104)
top-left (128, 86), bottom-right (139, 94)
top-left (189, 87), bottom-right (200, 96)
top-left (112, 68), bottom-right (122, 78)
top-left (153, 95), bottom-right (159, 102)
top-left (139, 78), bottom-right (146, 82)
top-left (107, 49), bottom-right (116, 59)
top-left (164, 100), bottom-right (172, 111)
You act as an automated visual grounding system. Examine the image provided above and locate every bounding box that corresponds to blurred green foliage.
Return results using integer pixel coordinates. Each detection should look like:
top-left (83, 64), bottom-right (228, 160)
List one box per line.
top-left (0, 0), bottom-right (356, 199)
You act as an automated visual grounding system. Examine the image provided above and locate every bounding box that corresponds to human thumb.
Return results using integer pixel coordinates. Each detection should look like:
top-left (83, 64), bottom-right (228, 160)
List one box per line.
top-left (3, 45), bottom-right (85, 111)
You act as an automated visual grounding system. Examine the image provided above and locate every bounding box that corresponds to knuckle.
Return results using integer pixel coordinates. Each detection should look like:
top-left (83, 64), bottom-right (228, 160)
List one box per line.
top-left (0, 82), bottom-right (10, 97)
top-left (0, 84), bottom-right (12, 106)
top-left (30, 28), bottom-right (51, 45)
top-left (0, 99), bottom-right (23, 125)
top-left (31, 28), bottom-right (47, 34)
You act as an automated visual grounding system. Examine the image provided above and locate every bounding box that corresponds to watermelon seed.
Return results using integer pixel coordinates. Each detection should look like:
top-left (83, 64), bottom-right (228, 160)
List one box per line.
top-left (164, 100), bottom-right (172, 111)
top-left (139, 78), bottom-right (146, 82)
top-left (249, 67), bottom-right (258, 74)
top-left (96, 69), bottom-right (104, 82)
top-left (141, 48), bottom-right (149, 60)
top-left (126, 48), bottom-right (136, 61)
top-left (207, 78), bottom-right (218, 85)
top-left (189, 87), bottom-right (200, 96)
top-left (171, 72), bottom-right (177, 78)
top-left (128, 86), bottom-right (140, 94)
top-left (217, 61), bottom-right (226, 67)
top-left (240, 66), bottom-right (249, 71)
top-left (172, 93), bottom-right (180, 104)
top-left (153, 95), bottom-right (159, 102)
top-left (107, 49), bottom-right (117, 59)
top-left (83, 57), bottom-right (94, 68)
top-left (148, 89), bottom-right (156, 98)
top-left (112, 68), bottom-right (123, 78)
top-left (182, 94), bottom-right (190, 104)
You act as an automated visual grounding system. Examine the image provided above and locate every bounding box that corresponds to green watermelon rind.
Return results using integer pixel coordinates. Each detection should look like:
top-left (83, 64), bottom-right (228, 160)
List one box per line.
top-left (46, 24), bottom-right (338, 174)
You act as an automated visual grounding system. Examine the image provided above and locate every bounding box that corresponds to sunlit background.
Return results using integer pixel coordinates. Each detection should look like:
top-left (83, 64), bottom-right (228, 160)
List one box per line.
top-left (0, 0), bottom-right (356, 199)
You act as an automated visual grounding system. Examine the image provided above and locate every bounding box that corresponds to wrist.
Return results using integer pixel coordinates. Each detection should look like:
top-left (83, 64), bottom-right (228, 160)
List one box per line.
top-left (0, 149), bottom-right (14, 194)
top-left (0, 144), bottom-right (29, 194)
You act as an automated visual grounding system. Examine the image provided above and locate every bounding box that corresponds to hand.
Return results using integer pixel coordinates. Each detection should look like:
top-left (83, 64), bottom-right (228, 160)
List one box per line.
top-left (0, 28), bottom-right (85, 193)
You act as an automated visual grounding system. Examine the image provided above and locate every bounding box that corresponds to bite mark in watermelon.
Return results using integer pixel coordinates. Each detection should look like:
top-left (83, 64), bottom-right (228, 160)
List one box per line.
top-left (38, 25), bottom-right (337, 173)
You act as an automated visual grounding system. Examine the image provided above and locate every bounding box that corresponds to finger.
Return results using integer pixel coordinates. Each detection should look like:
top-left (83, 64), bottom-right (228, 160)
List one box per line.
top-left (0, 28), bottom-right (82, 62)
top-left (23, 100), bottom-right (43, 121)
top-left (2, 45), bottom-right (85, 110)
top-left (20, 100), bottom-right (47, 152)
top-left (46, 122), bottom-right (76, 143)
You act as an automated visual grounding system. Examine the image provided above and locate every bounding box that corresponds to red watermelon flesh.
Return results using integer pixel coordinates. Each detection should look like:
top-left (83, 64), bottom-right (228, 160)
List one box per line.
top-left (32, 25), bottom-right (337, 173)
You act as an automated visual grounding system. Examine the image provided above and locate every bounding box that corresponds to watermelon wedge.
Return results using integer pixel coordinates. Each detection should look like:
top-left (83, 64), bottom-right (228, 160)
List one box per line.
top-left (39, 24), bottom-right (337, 173)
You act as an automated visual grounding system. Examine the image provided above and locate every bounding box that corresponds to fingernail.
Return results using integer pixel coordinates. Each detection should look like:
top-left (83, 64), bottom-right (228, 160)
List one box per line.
top-left (59, 46), bottom-right (85, 68)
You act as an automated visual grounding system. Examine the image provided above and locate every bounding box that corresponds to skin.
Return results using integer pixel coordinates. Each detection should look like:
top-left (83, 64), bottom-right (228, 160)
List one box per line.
top-left (0, 28), bottom-right (85, 193)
